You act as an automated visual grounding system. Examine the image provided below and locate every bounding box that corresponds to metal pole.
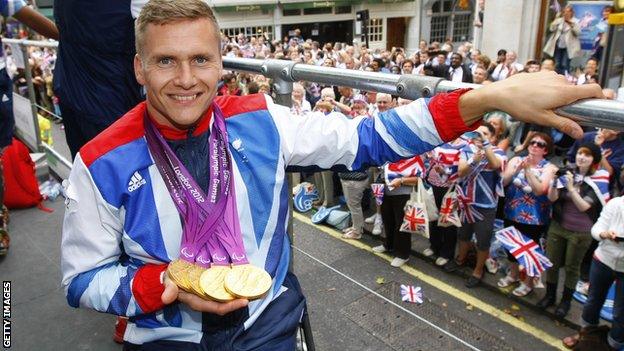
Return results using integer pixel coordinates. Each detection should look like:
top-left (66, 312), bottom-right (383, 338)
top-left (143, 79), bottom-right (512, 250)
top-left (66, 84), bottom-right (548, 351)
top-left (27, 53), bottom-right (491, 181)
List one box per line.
top-left (223, 56), bottom-right (624, 132)
top-left (20, 43), bottom-right (42, 152)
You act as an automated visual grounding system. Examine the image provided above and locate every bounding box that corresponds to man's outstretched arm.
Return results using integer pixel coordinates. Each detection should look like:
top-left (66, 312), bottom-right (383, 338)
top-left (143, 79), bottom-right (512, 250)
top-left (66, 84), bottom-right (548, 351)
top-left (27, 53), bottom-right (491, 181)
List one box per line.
top-left (12, 5), bottom-right (59, 40)
top-left (458, 71), bottom-right (603, 139)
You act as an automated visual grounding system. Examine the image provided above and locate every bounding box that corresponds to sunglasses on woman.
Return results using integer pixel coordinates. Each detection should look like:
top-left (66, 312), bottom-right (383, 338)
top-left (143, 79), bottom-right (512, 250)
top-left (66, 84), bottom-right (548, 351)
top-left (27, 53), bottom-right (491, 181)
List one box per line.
top-left (529, 140), bottom-right (547, 149)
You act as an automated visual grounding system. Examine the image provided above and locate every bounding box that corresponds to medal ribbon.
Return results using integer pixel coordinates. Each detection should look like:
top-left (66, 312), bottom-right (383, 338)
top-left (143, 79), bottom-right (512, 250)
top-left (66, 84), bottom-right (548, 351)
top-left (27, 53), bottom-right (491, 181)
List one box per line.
top-left (144, 104), bottom-right (249, 267)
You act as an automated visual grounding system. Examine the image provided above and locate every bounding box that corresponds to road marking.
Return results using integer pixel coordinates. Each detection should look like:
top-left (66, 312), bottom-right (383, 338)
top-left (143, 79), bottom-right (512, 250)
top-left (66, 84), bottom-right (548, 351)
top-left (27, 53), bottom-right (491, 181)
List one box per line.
top-left (293, 245), bottom-right (482, 351)
top-left (293, 212), bottom-right (566, 351)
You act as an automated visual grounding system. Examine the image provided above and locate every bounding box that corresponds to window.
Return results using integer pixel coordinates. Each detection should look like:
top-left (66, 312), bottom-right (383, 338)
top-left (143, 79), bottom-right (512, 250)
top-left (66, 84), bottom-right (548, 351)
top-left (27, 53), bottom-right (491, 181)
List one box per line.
top-left (335, 5), bottom-right (352, 14)
top-left (303, 7), bottom-right (332, 15)
top-left (283, 8), bottom-right (300, 16)
top-left (222, 26), bottom-right (274, 40)
top-left (368, 18), bottom-right (383, 43)
top-left (429, 0), bottom-right (473, 44)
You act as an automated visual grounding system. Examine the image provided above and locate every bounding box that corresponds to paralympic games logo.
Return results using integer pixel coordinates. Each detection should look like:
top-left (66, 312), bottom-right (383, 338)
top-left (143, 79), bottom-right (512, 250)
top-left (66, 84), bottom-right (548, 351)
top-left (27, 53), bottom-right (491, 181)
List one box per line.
top-left (212, 254), bottom-right (226, 262)
top-left (231, 253), bottom-right (246, 262)
top-left (196, 255), bottom-right (210, 265)
top-left (181, 247), bottom-right (194, 259)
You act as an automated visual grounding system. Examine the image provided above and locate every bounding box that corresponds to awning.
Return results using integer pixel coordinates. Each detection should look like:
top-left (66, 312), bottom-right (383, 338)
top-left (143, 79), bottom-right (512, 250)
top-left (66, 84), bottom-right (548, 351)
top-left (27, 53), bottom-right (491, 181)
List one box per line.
top-left (280, 1), bottom-right (358, 10)
top-left (212, 0), bottom-right (277, 12)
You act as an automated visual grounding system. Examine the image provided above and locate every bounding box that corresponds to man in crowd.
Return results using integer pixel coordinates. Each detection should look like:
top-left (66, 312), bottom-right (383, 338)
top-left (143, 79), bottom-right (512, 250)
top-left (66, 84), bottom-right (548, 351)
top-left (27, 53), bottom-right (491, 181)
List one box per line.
top-left (446, 52), bottom-right (473, 83)
top-left (60, 0), bottom-right (604, 348)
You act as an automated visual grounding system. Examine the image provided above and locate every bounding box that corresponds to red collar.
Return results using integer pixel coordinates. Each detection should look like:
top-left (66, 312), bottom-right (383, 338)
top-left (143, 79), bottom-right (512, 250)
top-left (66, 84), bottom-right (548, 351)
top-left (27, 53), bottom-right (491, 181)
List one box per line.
top-left (145, 104), bottom-right (214, 140)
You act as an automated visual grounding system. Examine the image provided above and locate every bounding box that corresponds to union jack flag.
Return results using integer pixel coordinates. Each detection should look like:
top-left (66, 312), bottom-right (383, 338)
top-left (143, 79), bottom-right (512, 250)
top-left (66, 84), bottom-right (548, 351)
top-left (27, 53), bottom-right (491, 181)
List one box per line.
top-left (400, 285), bottom-right (423, 304)
top-left (402, 206), bottom-right (427, 233)
top-left (371, 183), bottom-right (385, 205)
top-left (521, 194), bottom-right (536, 206)
top-left (385, 156), bottom-right (425, 189)
top-left (517, 210), bottom-right (536, 224)
top-left (455, 184), bottom-right (484, 223)
top-left (495, 226), bottom-right (552, 277)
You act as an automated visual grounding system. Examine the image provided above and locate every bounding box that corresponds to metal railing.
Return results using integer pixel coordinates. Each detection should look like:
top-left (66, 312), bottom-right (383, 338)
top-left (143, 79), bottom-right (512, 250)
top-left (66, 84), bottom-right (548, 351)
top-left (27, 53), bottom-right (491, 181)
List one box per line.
top-left (6, 38), bottom-right (624, 181)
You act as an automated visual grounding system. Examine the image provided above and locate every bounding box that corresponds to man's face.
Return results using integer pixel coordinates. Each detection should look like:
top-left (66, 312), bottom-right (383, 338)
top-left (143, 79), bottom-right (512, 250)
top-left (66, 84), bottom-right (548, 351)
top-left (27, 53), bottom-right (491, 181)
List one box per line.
top-left (437, 54), bottom-right (446, 65)
top-left (527, 63), bottom-right (540, 73)
top-left (135, 19), bottom-right (222, 129)
top-left (376, 96), bottom-right (392, 112)
top-left (371, 60), bottom-right (380, 71)
top-left (402, 62), bottom-right (413, 73)
top-left (450, 54), bottom-right (462, 68)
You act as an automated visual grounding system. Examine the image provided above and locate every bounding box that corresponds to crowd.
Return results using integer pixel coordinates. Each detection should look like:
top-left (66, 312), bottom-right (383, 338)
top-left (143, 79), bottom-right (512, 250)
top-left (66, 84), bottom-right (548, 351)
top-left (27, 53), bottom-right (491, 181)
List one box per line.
top-left (210, 12), bottom-right (622, 349)
top-left (0, 1), bottom-right (621, 349)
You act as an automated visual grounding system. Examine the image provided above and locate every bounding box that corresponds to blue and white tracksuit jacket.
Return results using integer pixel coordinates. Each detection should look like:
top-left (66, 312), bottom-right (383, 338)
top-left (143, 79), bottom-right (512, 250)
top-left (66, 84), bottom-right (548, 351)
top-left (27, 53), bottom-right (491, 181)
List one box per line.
top-left (60, 91), bottom-right (474, 346)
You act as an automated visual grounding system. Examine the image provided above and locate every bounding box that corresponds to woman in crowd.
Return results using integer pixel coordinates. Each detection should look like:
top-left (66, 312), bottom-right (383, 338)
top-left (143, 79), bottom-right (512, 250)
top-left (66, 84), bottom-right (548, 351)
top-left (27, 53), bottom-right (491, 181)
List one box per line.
top-left (543, 5), bottom-right (581, 75)
top-left (372, 160), bottom-right (420, 268)
top-left (422, 138), bottom-right (466, 266)
top-left (485, 112), bottom-right (511, 152)
top-left (498, 132), bottom-right (557, 296)
top-left (539, 143), bottom-right (608, 318)
top-left (562, 195), bottom-right (623, 350)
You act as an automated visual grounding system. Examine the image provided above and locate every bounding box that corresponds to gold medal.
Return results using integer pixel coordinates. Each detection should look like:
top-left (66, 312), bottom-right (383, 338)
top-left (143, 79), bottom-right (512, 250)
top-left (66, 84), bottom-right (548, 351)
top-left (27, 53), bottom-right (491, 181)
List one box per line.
top-left (199, 265), bottom-right (235, 302)
top-left (187, 265), bottom-right (208, 298)
top-left (167, 259), bottom-right (193, 292)
top-left (224, 264), bottom-right (272, 300)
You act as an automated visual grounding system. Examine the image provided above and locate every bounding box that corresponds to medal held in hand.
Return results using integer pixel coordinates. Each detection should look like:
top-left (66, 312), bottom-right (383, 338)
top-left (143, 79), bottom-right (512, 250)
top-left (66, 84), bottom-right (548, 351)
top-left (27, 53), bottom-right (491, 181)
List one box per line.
top-left (145, 104), bottom-right (271, 302)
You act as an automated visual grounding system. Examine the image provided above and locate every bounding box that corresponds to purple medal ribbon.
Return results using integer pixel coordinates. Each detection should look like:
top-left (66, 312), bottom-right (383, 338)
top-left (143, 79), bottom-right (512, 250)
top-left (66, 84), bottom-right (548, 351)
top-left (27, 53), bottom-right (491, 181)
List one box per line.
top-left (144, 104), bottom-right (250, 267)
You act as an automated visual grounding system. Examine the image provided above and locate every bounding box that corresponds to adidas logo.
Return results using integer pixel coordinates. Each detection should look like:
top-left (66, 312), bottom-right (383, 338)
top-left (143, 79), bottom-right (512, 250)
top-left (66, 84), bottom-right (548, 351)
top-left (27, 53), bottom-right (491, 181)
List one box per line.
top-left (127, 171), bottom-right (147, 192)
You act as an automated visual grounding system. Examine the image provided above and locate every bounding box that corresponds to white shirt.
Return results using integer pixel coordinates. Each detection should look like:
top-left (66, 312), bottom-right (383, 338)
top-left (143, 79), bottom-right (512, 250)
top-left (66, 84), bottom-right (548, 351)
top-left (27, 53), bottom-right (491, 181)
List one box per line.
top-left (591, 196), bottom-right (624, 272)
top-left (449, 66), bottom-right (464, 83)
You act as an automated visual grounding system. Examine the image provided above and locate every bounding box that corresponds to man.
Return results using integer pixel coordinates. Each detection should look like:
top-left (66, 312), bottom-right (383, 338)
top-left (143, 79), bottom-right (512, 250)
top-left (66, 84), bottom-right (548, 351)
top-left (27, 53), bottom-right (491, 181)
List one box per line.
top-left (60, 0), bottom-right (602, 349)
top-left (445, 52), bottom-right (473, 83)
top-left (370, 92), bottom-right (393, 118)
top-left (491, 50), bottom-right (523, 81)
top-left (401, 59), bottom-right (414, 74)
top-left (54, 0), bottom-right (147, 159)
top-left (0, 1), bottom-right (58, 256)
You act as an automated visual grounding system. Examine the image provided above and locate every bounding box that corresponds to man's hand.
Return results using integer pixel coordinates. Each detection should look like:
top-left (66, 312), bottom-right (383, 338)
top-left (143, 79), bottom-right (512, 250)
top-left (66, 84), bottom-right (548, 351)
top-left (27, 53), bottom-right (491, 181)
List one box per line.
top-left (459, 71), bottom-right (604, 139)
top-left (161, 273), bottom-right (248, 316)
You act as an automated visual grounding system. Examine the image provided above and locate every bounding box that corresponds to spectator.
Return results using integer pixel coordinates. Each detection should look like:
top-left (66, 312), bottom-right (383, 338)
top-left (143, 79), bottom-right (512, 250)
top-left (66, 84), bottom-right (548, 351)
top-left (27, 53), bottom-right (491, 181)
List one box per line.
top-left (523, 59), bottom-right (540, 73)
top-left (540, 143), bottom-right (607, 318)
top-left (485, 112), bottom-right (510, 151)
top-left (543, 5), bottom-right (581, 75)
top-left (577, 58), bottom-right (598, 85)
top-left (488, 49), bottom-right (507, 75)
top-left (445, 124), bottom-right (507, 288)
top-left (499, 132), bottom-right (557, 296)
top-left (349, 94), bottom-right (369, 118)
top-left (446, 52), bottom-right (473, 83)
top-left (491, 51), bottom-right (522, 81)
top-left (291, 82), bottom-right (311, 116)
top-left (562, 195), bottom-right (623, 350)
top-left (591, 5), bottom-right (614, 61)
top-left (401, 59), bottom-right (414, 74)
top-left (540, 58), bottom-right (556, 72)
top-left (372, 162), bottom-right (420, 268)
top-left (218, 73), bottom-right (242, 96)
top-left (423, 138), bottom-right (466, 266)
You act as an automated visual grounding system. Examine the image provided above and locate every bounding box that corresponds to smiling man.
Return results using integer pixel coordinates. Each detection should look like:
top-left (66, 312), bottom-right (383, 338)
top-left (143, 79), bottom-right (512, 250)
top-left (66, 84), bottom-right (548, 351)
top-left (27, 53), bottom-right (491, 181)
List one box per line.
top-left (60, 0), bottom-right (605, 349)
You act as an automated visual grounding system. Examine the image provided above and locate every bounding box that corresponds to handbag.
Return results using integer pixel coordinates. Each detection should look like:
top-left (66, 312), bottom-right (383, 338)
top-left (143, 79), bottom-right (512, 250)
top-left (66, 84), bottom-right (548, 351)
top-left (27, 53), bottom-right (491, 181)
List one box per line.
top-left (325, 209), bottom-right (351, 231)
top-left (400, 178), bottom-right (430, 238)
top-left (421, 180), bottom-right (439, 221)
top-left (436, 186), bottom-right (461, 228)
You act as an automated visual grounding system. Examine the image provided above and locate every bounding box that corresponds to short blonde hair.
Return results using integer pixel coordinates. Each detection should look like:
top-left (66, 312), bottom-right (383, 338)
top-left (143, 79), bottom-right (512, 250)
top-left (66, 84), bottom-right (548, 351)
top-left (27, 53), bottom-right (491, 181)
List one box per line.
top-left (135, 0), bottom-right (219, 56)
